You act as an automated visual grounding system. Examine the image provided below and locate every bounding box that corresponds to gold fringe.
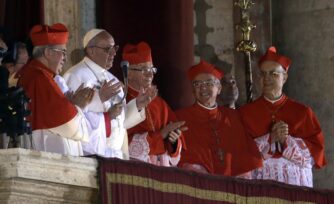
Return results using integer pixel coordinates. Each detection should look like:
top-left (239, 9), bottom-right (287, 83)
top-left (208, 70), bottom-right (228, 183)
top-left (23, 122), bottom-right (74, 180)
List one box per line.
top-left (106, 173), bottom-right (314, 204)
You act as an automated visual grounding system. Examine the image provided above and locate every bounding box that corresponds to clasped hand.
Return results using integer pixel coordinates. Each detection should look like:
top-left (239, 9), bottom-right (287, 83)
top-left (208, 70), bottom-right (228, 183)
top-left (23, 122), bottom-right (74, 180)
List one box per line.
top-left (270, 120), bottom-right (289, 144)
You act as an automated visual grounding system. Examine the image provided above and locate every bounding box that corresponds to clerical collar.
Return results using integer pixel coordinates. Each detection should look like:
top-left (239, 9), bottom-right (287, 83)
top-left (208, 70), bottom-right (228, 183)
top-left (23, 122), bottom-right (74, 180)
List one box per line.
top-left (83, 57), bottom-right (108, 73)
top-left (83, 56), bottom-right (111, 86)
top-left (264, 95), bottom-right (283, 104)
top-left (197, 101), bottom-right (217, 110)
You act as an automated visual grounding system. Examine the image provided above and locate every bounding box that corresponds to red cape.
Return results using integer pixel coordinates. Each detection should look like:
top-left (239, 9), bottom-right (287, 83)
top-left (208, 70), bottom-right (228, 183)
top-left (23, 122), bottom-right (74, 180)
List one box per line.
top-left (239, 95), bottom-right (326, 168)
top-left (17, 59), bottom-right (77, 130)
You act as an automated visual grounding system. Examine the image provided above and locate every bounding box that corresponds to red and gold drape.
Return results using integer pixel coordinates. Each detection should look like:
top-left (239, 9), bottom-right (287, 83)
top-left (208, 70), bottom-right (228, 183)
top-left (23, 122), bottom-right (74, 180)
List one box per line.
top-left (98, 158), bottom-right (334, 204)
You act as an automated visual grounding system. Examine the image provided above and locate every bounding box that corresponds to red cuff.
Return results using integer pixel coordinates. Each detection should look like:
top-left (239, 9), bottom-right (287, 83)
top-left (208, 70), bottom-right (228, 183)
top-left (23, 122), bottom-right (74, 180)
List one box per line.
top-left (165, 139), bottom-right (181, 158)
top-left (281, 139), bottom-right (288, 150)
top-left (147, 131), bottom-right (165, 155)
top-left (103, 112), bottom-right (112, 138)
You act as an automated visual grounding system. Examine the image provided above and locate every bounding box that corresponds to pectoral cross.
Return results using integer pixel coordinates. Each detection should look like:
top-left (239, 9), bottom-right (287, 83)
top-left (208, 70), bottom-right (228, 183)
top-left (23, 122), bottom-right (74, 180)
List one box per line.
top-left (217, 149), bottom-right (224, 164)
top-left (213, 130), bottom-right (219, 137)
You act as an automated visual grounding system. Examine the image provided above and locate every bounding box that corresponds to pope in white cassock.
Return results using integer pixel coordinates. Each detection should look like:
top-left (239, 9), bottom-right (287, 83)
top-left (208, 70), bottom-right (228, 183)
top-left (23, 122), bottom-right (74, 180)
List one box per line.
top-left (63, 29), bottom-right (157, 159)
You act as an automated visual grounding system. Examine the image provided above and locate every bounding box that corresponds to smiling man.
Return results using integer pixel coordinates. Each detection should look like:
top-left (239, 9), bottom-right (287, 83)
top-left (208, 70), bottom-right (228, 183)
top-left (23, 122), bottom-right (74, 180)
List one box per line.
top-left (64, 29), bottom-right (155, 159)
top-left (176, 60), bottom-right (262, 177)
top-left (239, 46), bottom-right (327, 187)
top-left (123, 41), bottom-right (186, 166)
top-left (17, 23), bottom-right (90, 156)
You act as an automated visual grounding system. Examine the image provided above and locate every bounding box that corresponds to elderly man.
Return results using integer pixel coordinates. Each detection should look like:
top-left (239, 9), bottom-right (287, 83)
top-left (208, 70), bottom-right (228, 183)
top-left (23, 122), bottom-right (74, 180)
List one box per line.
top-left (64, 29), bottom-right (155, 159)
top-left (220, 72), bottom-right (239, 109)
top-left (3, 42), bottom-right (29, 87)
top-left (176, 60), bottom-right (262, 176)
top-left (239, 47), bottom-right (326, 187)
top-left (123, 41), bottom-right (186, 166)
top-left (17, 23), bottom-right (91, 156)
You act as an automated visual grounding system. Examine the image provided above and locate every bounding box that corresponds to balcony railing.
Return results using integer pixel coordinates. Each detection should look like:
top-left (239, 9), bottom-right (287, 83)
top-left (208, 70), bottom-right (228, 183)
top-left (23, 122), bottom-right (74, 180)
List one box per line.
top-left (1, 148), bottom-right (333, 204)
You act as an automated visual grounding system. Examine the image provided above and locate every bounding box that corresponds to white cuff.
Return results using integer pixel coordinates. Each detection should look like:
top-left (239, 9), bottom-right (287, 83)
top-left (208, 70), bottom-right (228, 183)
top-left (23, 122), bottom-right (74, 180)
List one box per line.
top-left (49, 106), bottom-right (89, 142)
top-left (124, 98), bottom-right (146, 129)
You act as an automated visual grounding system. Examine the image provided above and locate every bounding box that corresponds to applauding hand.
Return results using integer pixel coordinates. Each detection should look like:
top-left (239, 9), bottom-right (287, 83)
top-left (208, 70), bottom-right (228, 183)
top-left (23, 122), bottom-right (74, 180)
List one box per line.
top-left (136, 85), bottom-right (158, 110)
top-left (66, 83), bottom-right (94, 109)
top-left (99, 79), bottom-right (122, 102)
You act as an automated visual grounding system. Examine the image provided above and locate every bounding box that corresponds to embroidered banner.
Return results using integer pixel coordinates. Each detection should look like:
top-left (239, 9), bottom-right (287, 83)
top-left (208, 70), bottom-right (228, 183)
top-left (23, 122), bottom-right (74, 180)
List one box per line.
top-left (98, 157), bottom-right (334, 204)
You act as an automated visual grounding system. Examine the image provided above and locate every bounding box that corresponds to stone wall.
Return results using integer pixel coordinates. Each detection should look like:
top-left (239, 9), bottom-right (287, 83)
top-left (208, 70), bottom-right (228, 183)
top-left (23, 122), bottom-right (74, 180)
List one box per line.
top-left (272, 0), bottom-right (334, 189)
top-left (194, 0), bottom-right (271, 104)
top-left (43, 0), bottom-right (96, 72)
top-left (194, 0), bottom-right (235, 74)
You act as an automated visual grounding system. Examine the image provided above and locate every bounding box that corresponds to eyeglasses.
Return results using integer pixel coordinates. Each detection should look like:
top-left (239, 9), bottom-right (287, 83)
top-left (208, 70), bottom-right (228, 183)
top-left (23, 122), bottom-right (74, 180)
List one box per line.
top-left (129, 67), bottom-right (157, 74)
top-left (259, 70), bottom-right (286, 78)
top-left (90, 45), bottom-right (119, 54)
top-left (192, 79), bottom-right (220, 88)
top-left (50, 48), bottom-right (67, 57)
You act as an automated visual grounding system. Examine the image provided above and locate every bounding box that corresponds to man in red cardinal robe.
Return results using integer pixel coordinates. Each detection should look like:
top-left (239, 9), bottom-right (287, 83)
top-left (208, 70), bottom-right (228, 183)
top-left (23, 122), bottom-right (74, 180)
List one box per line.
top-left (176, 60), bottom-right (262, 177)
top-left (123, 41), bottom-right (186, 166)
top-left (17, 23), bottom-right (91, 156)
top-left (239, 46), bottom-right (327, 187)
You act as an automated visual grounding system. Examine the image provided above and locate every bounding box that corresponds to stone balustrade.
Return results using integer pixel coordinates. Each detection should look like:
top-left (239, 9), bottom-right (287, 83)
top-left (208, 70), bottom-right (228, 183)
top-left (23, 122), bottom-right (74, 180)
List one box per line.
top-left (0, 148), bottom-right (98, 204)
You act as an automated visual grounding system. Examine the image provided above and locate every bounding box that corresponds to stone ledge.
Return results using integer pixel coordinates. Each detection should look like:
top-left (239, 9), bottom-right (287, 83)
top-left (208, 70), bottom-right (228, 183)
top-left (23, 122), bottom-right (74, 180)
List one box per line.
top-left (0, 148), bottom-right (98, 203)
top-left (0, 178), bottom-right (98, 204)
top-left (0, 148), bottom-right (98, 188)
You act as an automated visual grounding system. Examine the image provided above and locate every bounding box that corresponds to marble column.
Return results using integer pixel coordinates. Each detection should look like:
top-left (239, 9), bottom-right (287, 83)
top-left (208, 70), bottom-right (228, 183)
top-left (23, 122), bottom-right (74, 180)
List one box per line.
top-left (43, 0), bottom-right (96, 72)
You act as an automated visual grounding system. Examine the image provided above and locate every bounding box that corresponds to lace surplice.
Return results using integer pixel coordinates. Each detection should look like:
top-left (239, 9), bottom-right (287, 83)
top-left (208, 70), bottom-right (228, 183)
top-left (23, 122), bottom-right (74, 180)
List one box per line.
top-left (253, 133), bottom-right (314, 187)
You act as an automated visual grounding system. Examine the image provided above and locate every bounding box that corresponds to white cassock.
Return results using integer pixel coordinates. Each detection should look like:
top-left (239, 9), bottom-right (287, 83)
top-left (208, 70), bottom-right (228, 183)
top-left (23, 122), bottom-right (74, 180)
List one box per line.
top-left (63, 57), bottom-right (145, 159)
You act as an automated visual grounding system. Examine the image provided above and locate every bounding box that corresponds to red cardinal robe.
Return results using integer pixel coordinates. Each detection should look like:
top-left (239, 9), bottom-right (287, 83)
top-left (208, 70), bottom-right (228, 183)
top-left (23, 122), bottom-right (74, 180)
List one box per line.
top-left (176, 103), bottom-right (262, 176)
top-left (239, 95), bottom-right (326, 168)
top-left (126, 87), bottom-right (182, 165)
top-left (17, 59), bottom-right (77, 130)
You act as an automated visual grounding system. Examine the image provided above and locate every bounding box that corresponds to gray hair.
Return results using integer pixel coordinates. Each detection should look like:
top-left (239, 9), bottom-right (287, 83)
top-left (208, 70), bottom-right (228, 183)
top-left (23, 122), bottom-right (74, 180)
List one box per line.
top-left (32, 45), bottom-right (50, 58)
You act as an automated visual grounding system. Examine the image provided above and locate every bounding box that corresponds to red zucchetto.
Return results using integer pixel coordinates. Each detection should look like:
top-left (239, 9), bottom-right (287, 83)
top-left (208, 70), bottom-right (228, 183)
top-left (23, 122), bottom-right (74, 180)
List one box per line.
top-left (122, 41), bottom-right (152, 65)
top-left (187, 60), bottom-right (224, 81)
top-left (30, 23), bottom-right (69, 46)
top-left (259, 46), bottom-right (292, 71)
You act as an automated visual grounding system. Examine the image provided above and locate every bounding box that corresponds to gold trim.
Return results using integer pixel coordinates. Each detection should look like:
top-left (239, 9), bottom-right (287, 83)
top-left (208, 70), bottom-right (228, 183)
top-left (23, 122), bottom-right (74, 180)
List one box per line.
top-left (107, 176), bottom-right (112, 204)
top-left (106, 173), bottom-right (315, 204)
